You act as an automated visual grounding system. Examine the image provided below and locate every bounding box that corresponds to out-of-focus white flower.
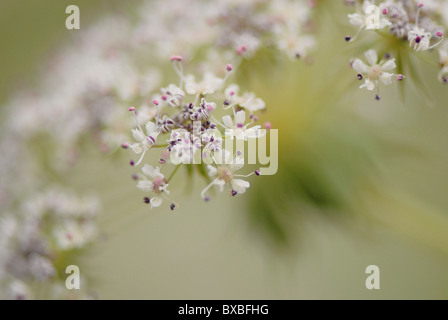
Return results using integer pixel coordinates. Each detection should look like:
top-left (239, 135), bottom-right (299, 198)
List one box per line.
top-left (161, 84), bottom-right (185, 107)
top-left (53, 221), bottom-right (97, 250)
top-left (137, 165), bottom-right (170, 208)
top-left (185, 72), bottom-right (223, 96)
top-left (0, 189), bottom-right (99, 300)
top-left (7, 281), bottom-right (33, 300)
top-left (224, 84), bottom-right (265, 113)
top-left (352, 49), bottom-right (396, 93)
top-left (276, 32), bottom-right (316, 60)
top-left (348, 1), bottom-right (391, 30)
top-left (438, 41), bottom-right (448, 83)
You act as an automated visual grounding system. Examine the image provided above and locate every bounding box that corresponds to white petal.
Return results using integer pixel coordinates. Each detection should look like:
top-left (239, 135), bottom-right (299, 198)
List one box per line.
top-left (245, 126), bottom-right (261, 139)
top-left (231, 179), bottom-right (250, 194)
top-left (360, 79), bottom-right (375, 91)
top-left (137, 180), bottom-right (153, 192)
top-left (142, 164), bottom-right (155, 178)
top-left (214, 179), bottom-right (226, 192)
top-left (222, 115), bottom-right (234, 128)
top-left (132, 128), bottom-right (146, 142)
top-left (352, 59), bottom-right (370, 73)
top-left (225, 84), bottom-right (239, 99)
top-left (184, 75), bottom-right (197, 95)
top-left (145, 121), bottom-right (156, 135)
top-left (153, 166), bottom-right (162, 178)
top-left (207, 165), bottom-right (217, 177)
top-left (234, 111), bottom-right (246, 125)
top-left (230, 157), bottom-right (244, 171)
top-left (348, 13), bottom-right (364, 26)
top-left (364, 49), bottom-right (378, 65)
top-left (381, 59), bottom-right (396, 71)
top-left (150, 196), bottom-right (162, 208)
top-left (247, 98), bottom-right (265, 111)
top-left (380, 72), bottom-right (393, 85)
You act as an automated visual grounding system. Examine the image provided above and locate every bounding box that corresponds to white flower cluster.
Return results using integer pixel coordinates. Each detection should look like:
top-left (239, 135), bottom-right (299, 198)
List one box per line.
top-left (125, 58), bottom-right (269, 209)
top-left (134, 0), bottom-right (316, 61)
top-left (345, 0), bottom-right (448, 98)
top-left (0, 189), bottom-right (99, 300)
top-left (0, 0), bottom-right (312, 298)
top-left (1, 0), bottom-right (314, 170)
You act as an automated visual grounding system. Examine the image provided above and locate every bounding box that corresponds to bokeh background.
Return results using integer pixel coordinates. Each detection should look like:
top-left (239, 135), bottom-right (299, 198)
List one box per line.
top-left (2, 0), bottom-right (448, 299)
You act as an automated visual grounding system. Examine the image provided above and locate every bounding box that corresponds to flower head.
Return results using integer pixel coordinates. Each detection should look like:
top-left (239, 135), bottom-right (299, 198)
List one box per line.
top-left (352, 49), bottom-right (397, 98)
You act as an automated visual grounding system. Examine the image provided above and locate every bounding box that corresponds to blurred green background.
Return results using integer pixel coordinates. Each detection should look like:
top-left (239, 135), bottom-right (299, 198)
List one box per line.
top-left (2, 0), bottom-right (448, 299)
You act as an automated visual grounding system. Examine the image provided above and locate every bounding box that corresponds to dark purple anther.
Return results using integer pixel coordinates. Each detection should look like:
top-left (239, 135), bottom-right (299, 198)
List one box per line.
top-left (143, 197), bottom-right (150, 204)
top-left (231, 190), bottom-right (237, 197)
top-left (148, 136), bottom-right (156, 144)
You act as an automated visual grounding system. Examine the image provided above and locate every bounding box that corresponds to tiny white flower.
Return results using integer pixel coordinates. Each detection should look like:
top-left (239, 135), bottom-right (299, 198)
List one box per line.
top-left (185, 72), bottom-right (222, 95)
top-left (408, 28), bottom-right (433, 51)
top-left (275, 26), bottom-right (316, 60)
top-left (138, 164), bottom-right (170, 208)
top-left (224, 84), bottom-right (265, 112)
top-left (407, 3), bottom-right (444, 52)
top-left (352, 49), bottom-right (396, 92)
top-left (53, 221), bottom-right (96, 250)
top-left (202, 150), bottom-right (250, 198)
top-left (222, 110), bottom-right (261, 140)
top-left (161, 84), bottom-right (185, 107)
top-left (135, 103), bottom-right (158, 125)
top-left (129, 121), bottom-right (160, 165)
top-left (348, 1), bottom-right (391, 31)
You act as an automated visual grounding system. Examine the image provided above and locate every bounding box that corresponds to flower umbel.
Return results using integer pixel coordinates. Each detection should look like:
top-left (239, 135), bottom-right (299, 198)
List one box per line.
top-left (125, 57), bottom-right (271, 210)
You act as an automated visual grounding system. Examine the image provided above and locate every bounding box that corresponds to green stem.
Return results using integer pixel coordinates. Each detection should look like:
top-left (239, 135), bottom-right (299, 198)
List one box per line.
top-left (168, 164), bottom-right (181, 182)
